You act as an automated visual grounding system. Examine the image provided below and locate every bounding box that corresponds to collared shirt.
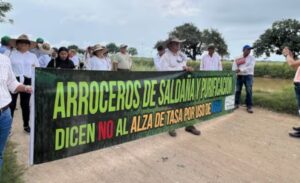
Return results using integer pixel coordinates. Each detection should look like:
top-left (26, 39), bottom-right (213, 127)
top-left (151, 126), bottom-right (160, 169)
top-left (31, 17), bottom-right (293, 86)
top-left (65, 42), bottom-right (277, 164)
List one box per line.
top-left (114, 52), bottom-right (132, 70)
top-left (7, 50), bottom-right (40, 78)
top-left (200, 53), bottom-right (222, 71)
top-left (160, 49), bottom-right (187, 71)
top-left (0, 54), bottom-right (20, 108)
top-left (89, 56), bottom-right (112, 71)
top-left (38, 54), bottom-right (51, 68)
top-left (153, 54), bottom-right (163, 71)
top-left (295, 66), bottom-right (300, 83)
top-left (232, 55), bottom-right (256, 75)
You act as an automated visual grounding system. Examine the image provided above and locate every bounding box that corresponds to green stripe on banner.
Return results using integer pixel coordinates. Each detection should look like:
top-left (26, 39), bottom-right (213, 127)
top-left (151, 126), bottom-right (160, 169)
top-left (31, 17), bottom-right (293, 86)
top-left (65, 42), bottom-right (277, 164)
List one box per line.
top-left (32, 69), bottom-right (236, 164)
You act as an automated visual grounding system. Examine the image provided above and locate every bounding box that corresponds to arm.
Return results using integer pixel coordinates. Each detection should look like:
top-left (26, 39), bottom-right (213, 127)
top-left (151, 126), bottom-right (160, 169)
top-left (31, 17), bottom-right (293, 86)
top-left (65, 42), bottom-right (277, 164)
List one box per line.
top-left (283, 47), bottom-right (300, 69)
top-left (7, 62), bottom-right (32, 94)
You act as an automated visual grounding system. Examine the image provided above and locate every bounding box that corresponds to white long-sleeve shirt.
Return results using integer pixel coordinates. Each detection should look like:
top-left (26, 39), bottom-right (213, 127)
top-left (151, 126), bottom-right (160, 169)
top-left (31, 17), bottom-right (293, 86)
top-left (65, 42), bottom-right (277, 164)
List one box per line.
top-left (7, 50), bottom-right (39, 78)
top-left (154, 55), bottom-right (163, 71)
top-left (38, 54), bottom-right (51, 68)
top-left (200, 53), bottom-right (222, 71)
top-left (89, 56), bottom-right (112, 71)
top-left (232, 55), bottom-right (256, 75)
top-left (160, 49), bottom-right (187, 71)
top-left (0, 54), bottom-right (20, 108)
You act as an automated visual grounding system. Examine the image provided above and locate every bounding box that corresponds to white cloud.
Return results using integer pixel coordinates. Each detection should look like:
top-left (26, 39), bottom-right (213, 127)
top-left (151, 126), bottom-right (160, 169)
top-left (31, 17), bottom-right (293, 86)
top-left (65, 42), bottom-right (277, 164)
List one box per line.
top-left (157, 0), bottom-right (200, 17)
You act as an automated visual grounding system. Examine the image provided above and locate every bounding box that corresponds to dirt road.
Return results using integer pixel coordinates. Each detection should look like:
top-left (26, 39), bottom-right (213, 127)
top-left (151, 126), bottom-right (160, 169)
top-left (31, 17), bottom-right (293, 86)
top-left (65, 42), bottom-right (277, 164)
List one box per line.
top-left (10, 107), bottom-right (300, 183)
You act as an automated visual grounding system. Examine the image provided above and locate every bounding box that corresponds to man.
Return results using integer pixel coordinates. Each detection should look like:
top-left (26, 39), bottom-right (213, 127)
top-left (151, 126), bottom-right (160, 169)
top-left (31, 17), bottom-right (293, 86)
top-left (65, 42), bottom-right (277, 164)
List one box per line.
top-left (153, 45), bottom-right (165, 71)
top-left (114, 44), bottom-right (132, 71)
top-left (232, 45), bottom-right (256, 113)
top-left (0, 36), bottom-right (11, 54)
top-left (30, 37), bottom-right (45, 58)
top-left (200, 44), bottom-right (222, 71)
top-left (160, 36), bottom-right (201, 137)
top-left (69, 49), bottom-right (80, 68)
top-left (283, 47), bottom-right (300, 138)
top-left (0, 53), bottom-right (32, 168)
top-left (37, 43), bottom-right (52, 68)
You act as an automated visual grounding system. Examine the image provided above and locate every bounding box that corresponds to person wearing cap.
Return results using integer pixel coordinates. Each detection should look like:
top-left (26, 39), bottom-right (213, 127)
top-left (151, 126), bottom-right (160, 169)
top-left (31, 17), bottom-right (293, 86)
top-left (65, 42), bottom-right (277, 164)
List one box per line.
top-left (232, 45), bottom-right (256, 113)
top-left (283, 47), bottom-right (300, 138)
top-left (69, 49), bottom-right (80, 68)
top-left (200, 44), bottom-right (222, 71)
top-left (88, 44), bottom-right (112, 71)
top-left (6, 34), bottom-right (40, 133)
top-left (113, 44), bottom-right (132, 71)
top-left (37, 43), bottom-right (52, 68)
top-left (160, 36), bottom-right (201, 137)
top-left (47, 47), bottom-right (75, 69)
top-left (0, 53), bottom-right (32, 168)
top-left (30, 37), bottom-right (45, 58)
top-left (153, 45), bottom-right (166, 71)
top-left (0, 36), bottom-right (11, 54)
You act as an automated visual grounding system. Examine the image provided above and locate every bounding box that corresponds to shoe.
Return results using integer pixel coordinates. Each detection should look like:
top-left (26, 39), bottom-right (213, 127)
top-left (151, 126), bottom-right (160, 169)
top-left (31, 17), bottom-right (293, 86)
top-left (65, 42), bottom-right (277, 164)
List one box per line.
top-left (247, 108), bottom-right (254, 114)
top-left (289, 132), bottom-right (300, 138)
top-left (168, 130), bottom-right (177, 137)
top-left (185, 126), bottom-right (201, 136)
top-left (24, 126), bottom-right (30, 134)
top-left (292, 127), bottom-right (300, 132)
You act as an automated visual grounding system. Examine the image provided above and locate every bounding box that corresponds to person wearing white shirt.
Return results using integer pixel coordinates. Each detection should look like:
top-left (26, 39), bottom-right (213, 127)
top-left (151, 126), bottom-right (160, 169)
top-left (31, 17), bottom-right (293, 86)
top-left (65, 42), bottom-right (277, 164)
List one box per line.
top-left (153, 45), bottom-right (165, 71)
top-left (89, 44), bottom-right (112, 71)
top-left (232, 45), bottom-right (256, 113)
top-left (7, 34), bottom-right (39, 133)
top-left (283, 47), bottom-right (300, 138)
top-left (37, 43), bottom-right (52, 68)
top-left (0, 53), bottom-right (32, 168)
top-left (113, 44), bottom-right (132, 71)
top-left (200, 44), bottom-right (222, 71)
top-left (160, 36), bottom-right (200, 137)
top-left (69, 49), bottom-right (80, 68)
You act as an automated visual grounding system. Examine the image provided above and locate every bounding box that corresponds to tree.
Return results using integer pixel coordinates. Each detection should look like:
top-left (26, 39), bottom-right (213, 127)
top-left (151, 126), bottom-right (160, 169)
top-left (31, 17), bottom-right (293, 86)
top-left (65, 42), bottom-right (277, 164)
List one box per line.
top-left (0, 1), bottom-right (13, 23)
top-left (202, 29), bottom-right (229, 58)
top-left (106, 43), bottom-right (119, 53)
top-left (253, 19), bottom-right (300, 58)
top-left (169, 23), bottom-right (202, 60)
top-left (128, 47), bottom-right (138, 56)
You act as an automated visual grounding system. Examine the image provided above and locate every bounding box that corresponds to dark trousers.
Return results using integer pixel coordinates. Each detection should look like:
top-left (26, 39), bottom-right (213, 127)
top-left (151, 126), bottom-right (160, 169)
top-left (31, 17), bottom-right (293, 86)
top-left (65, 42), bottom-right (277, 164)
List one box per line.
top-left (235, 75), bottom-right (253, 108)
top-left (295, 83), bottom-right (300, 115)
top-left (9, 77), bottom-right (31, 128)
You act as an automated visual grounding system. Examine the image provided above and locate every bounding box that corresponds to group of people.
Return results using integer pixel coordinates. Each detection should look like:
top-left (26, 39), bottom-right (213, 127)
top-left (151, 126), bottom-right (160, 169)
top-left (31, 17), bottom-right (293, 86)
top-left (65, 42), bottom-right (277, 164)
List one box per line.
top-left (0, 33), bottom-right (300, 170)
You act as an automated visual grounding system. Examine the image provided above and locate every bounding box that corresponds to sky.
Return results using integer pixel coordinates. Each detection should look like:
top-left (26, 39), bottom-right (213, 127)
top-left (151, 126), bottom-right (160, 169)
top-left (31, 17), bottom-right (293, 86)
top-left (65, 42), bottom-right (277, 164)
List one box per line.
top-left (1, 0), bottom-right (300, 61)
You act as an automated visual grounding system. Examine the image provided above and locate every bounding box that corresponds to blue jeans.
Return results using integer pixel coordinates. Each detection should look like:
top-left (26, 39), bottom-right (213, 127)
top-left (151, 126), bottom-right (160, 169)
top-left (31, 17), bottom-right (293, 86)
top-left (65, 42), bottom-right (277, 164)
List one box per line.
top-left (295, 83), bottom-right (300, 115)
top-left (235, 75), bottom-right (253, 108)
top-left (0, 108), bottom-right (12, 168)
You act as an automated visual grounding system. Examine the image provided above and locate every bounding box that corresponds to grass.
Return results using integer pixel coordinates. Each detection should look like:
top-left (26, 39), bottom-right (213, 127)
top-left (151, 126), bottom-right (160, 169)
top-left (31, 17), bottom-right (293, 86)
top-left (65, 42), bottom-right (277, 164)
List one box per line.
top-left (0, 141), bottom-right (25, 183)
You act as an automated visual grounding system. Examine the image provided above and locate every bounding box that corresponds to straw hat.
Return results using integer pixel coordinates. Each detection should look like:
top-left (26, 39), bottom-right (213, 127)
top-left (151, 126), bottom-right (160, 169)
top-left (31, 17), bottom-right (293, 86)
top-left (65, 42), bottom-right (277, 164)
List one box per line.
top-left (92, 44), bottom-right (107, 53)
top-left (10, 34), bottom-right (37, 49)
top-left (37, 43), bottom-right (52, 54)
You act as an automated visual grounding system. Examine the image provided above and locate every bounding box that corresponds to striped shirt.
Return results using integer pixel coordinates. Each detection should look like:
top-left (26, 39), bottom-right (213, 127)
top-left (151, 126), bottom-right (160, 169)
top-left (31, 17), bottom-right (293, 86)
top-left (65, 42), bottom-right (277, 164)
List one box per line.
top-left (0, 54), bottom-right (20, 108)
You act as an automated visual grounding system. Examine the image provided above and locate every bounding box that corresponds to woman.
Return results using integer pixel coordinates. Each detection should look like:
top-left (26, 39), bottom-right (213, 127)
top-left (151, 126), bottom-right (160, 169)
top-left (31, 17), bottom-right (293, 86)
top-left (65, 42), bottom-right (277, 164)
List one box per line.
top-left (89, 44), bottom-right (112, 71)
top-left (7, 34), bottom-right (39, 133)
top-left (47, 47), bottom-right (75, 69)
top-left (283, 47), bottom-right (300, 138)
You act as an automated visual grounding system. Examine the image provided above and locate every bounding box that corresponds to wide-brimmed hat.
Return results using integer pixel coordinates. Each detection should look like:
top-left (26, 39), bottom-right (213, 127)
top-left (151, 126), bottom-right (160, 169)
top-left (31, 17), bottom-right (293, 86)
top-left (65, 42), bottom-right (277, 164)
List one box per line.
top-left (120, 44), bottom-right (128, 49)
top-left (92, 44), bottom-right (107, 53)
top-left (207, 43), bottom-right (215, 49)
top-left (167, 36), bottom-right (186, 44)
top-left (10, 34), bottom-right (37, 49)
top-left (37, 43), bottom-right (52, 54)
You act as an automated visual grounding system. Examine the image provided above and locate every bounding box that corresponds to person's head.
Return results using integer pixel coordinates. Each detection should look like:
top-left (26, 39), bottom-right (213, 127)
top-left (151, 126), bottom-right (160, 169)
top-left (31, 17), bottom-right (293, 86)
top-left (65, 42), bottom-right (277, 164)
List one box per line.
top-left (36, 37), bottom-right (44, 44)
top-left (58, 47), bottom-right (69, 61)
top-left (157, 45), bottom-right (165, 56)
top-left (167, 37), bottom-right (185, 53)
top-left (38, 43), bottom-right (52, 55)
top-left (14, 34), bottom-right (35, 53)
top-left (92, 44), bottom-right (106, 58)
top-left (1, 36), bottom-right (10, 46)
top-left (51, 47), bottom-right (58, 58)
top-left (207, 44), bottom-right (215, 56)
top-left (120, 44), bottom-right (128, 54)
top-left (69, 49), bottom-right (77, 58)
top-left (243, 45), bottom-right (253, 57)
